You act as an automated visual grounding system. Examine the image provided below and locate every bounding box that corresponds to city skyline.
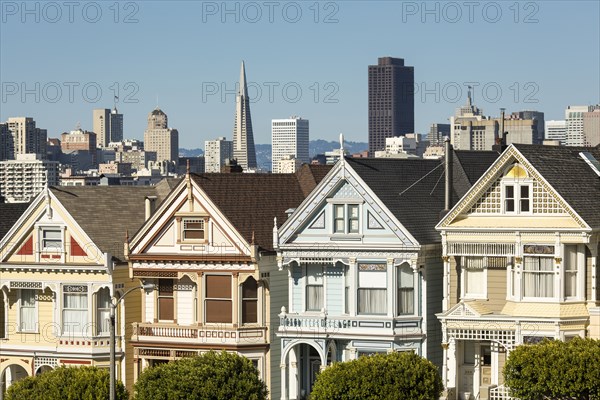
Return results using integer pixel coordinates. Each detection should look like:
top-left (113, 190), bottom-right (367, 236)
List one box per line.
top-left (1, 1), bottom-right (599, 149)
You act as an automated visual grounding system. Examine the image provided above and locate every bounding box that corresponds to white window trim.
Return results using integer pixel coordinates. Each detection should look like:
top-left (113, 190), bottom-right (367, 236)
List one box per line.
top-left (17, 288), bottom-right (39, 333)
top-left (460, 256), bottom-right (488, 300)
top-left (327, 200), bottom-right (364, 237)
top-left (396, 263), bottom-right (416, 316)
top-left (35, 224), bottom-right (66, 262)
top-left (304, 265), bottom-right (325, 313)
top-left (562, 244), bottom-right (585, 302)
top-left (500, 180), bottom-right (533, 215)
top-left (203, 274), bottom-right (234, 325)
top-left (357, 264), bottom-right (388, 316)
top-left (60, 284), bottom-right (90, 337)
top-left (520, 255), bottom-right (557, 302)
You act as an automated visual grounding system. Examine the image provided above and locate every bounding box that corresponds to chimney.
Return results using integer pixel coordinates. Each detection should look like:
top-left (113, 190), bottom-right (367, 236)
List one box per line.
top-left (444, 137), bottom-right (453, 213)
top-left (221, 158), bottom-right (243, 173)
top-left (145, 196), bottom-right (157, 220)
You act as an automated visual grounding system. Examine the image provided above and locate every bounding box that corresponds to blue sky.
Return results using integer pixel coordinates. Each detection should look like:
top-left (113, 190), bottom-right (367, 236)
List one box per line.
top-left (1, 0), bottom-right (599, 148)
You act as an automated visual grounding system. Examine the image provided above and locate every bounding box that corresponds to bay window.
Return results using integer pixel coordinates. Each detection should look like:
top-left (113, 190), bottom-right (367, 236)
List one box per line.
top-left (523, 256), bottom-right (554, 298)
top-left (358, 264), bottom-right (387, 315)
top-left (306, 265), bottom-right (324, 311)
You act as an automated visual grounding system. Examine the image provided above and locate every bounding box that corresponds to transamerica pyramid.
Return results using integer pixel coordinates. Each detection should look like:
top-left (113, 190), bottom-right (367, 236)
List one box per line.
top-left (232, 61), bottom-right (257, 170)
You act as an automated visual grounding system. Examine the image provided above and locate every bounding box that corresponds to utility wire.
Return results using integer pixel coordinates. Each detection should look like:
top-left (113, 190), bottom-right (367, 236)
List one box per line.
top-left (398, 162), bottom-right (444, 197)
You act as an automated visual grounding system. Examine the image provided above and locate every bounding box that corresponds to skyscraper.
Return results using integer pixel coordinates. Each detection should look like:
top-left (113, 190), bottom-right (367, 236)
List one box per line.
top-left (368, 57), bottom-right (414, 155)
top-left (545, 120), bottom-right (567, 144)
top-left (205, 137), bottom-right (233, 173)
top-left (93, 107), bottom-right (123, 147)
top-left (144, 108), bottom-right (179, 169)
top-left (232, 61), bottom-right (257, 170)
top-left (6, 117), bottom-right (47, 158)
top-left (512, 110), bottom-right (545, 144)
top-left (271, 117), bottom-right (309, 173)
top-left (565, 105), bottom-right (592, 146)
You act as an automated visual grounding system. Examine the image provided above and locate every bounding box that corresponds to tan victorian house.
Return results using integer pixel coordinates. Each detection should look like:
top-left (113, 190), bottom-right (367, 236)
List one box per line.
top-left (436, 144), bottom-right (600, 400)
top-left (0, 182), bottom-right (175, 397)
top-left (126, 166), bottom-right (329, 399)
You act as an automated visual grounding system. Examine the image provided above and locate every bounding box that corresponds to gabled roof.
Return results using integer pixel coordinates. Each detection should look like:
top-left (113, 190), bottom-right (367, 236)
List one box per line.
top-left (453, 150), bottom-right (501, 199)
top-left (346, 154), bottom-right (498, 244)
top-left (514, 144), bottom-right (600, 228)
top-left (0, 202), bottom-right (30, 241)
top-left (50, 179), bottom-right (176, 261)
top-left (190, 166), bottom-right (332, 252)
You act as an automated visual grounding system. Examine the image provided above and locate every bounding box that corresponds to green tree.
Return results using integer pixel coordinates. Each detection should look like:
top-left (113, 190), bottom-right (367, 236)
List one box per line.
top-left (5, 365), bottom-right (128, 400)
top-left (133, 351), bottom-right (267, 400)
top-left (310, 351), bottom-right (442, 400)
top-left (504, 337), bottom-right (600, 400)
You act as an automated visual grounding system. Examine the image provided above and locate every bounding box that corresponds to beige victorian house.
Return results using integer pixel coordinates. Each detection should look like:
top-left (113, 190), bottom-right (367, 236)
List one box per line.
top-left (436, 144), bottom-right (600, 400)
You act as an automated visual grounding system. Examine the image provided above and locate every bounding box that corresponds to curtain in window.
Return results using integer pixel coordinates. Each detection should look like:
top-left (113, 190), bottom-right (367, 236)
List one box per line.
top-left (464, 257), bottom-right (485, 296)
top-left (97, 288), bottom-right (111, 335)
top-left (306, 265), bottom-right (324, 311)
top-left (358, 268), bottom-right (387, 314)
top-left (564, 245), bottom-right (578, 298)
top-left (20, 289), bottom-right (36, 331)
top-left (523, 257), bottom-right (554, 297)
top-left (63, 293), bottom-right (88, 333)
top-left (397, 265), bottom-right (414, 315)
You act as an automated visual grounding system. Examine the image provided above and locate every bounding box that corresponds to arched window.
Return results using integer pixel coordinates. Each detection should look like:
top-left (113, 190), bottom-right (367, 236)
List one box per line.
top-left (241, 277), bottom-right (258, 324)
top-left (397, 264), bottom-right (414, 315)
top-left (501, 163), bottom-right (532, 214)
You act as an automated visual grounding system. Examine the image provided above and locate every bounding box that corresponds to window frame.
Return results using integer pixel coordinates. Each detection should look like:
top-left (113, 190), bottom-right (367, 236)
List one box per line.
top-left (357, 264), bottom-right (387, 315)
top-left (204, 274), bottom-right (232, 324)
top-left (331, 203), bottom-right (361, 235)
top-left (563, 244), bottom-right (581, 301)
top-left (18, 289), bottom-right (38, 333)
top-left (61, 284), bottom-right (89, 336)
top-left (500, 164), bottom-right (532, 215)
top-left (522, 255), bottom-right (555, 300)
top-left (305, 265), bottom-right (324, 312)
top-left (397, 264), bottom-right (414, 316)
top-left (241, 277), bottom-right (258, 325)
top-left (461, 256), bottom-right (488, 300)
top-left (96, 287), bottom-right (111, 336)
top-left (181, 217), bottom-right (206, 242)
top-left (157, 279), bottom-right (175, 322)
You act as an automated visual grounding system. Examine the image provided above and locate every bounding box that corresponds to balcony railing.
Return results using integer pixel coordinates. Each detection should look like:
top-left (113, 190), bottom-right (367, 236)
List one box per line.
top-left (131, 322), bottom-right (268, 346)
top-left (278, 310), bottom-right (422, 338)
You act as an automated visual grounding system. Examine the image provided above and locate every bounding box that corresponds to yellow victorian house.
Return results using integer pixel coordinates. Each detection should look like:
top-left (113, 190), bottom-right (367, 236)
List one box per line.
top-left (0, 181), bottom-right (175, 397)
top-left (436, 144), bottom-right (600, 400)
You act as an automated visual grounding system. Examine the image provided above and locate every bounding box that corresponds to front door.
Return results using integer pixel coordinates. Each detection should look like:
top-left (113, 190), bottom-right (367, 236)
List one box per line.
top-left (459, 341), bottom-right (475, 400)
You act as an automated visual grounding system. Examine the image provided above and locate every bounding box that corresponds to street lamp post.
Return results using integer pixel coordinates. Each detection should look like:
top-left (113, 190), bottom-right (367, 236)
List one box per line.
top-left (109, 283), bottom-right (154, 400)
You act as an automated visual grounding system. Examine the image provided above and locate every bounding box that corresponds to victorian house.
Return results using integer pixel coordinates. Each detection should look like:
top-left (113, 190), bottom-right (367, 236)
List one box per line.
top-left (0, 182), bottom-right (175, 396)
top-left (126, 166), bottom-right (329, 400)
top-left (436, 144), bottom-right (600, 400)
top-left (274, 146), bottom-right (498, 400)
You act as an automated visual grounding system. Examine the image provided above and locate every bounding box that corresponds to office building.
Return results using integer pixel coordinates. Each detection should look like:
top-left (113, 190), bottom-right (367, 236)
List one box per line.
top-left (6, 117), bottom-right (47, 158)
top-left (0, 123), bottom-right (12, 161)
top-left (60, 129), bottom-right (97, 166)
top-left (232, 61), bottom-right (257, 170)
top-left (368, 57), bottom-right (414, 155)
top-left (564, 105), bottom-right (600, 146)
top-left (583, 108), bottom-right (600, 147)
top-left (143, 108), bottom-right (179, 170)
top-left (545, 120), bottom-right (567, 144)
top-left (512, 110), bottom-right (545, 143)
top-left (204, 137), bottom-right (233, 173)
top-left (271, 117), bottom-right (309, 173)
top-left (93, 107), bottom-right (124, 147)
top-left (428, 123), bottom-right (451, 146)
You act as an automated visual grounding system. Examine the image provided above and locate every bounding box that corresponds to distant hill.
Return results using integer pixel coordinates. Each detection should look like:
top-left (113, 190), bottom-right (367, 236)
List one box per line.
top-left (180, 140), bottom-right (368, 172)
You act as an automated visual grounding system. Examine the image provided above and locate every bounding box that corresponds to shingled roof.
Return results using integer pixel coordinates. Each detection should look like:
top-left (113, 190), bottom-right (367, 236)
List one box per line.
top-left (190, 165), bottom-right (332, 252)
top-left (514, 144), bottom-right (600, 228)
top-left (0, 202), bottom-right (30, 241)
top-left (50, 179), bottom-right (177, 262)
top-left (346, 153), bottom-right (498, 244)
top-left (453, 150), bottom-right (501, 200)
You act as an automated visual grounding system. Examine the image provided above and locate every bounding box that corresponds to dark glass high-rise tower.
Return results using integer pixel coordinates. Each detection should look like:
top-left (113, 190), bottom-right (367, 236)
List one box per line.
top-left (368, 57), bottom-right (414, 155)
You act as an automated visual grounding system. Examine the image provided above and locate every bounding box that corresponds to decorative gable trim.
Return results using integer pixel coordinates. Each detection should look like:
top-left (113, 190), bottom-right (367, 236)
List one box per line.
top-left (278, 159), bottom-right (420, 247)
top-left (441, 301), bottom-right (492, 318)
top-left (437, 146), bottom-right (590, 230)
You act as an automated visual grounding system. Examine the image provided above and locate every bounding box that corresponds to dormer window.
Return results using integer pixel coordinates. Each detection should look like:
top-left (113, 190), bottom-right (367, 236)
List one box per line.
top-left (501, 164), bottom-right (532, 214)
top-left (333, 204), bottom-right (360, 234)
top-left (182, 218), bottom-right (205, 241)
